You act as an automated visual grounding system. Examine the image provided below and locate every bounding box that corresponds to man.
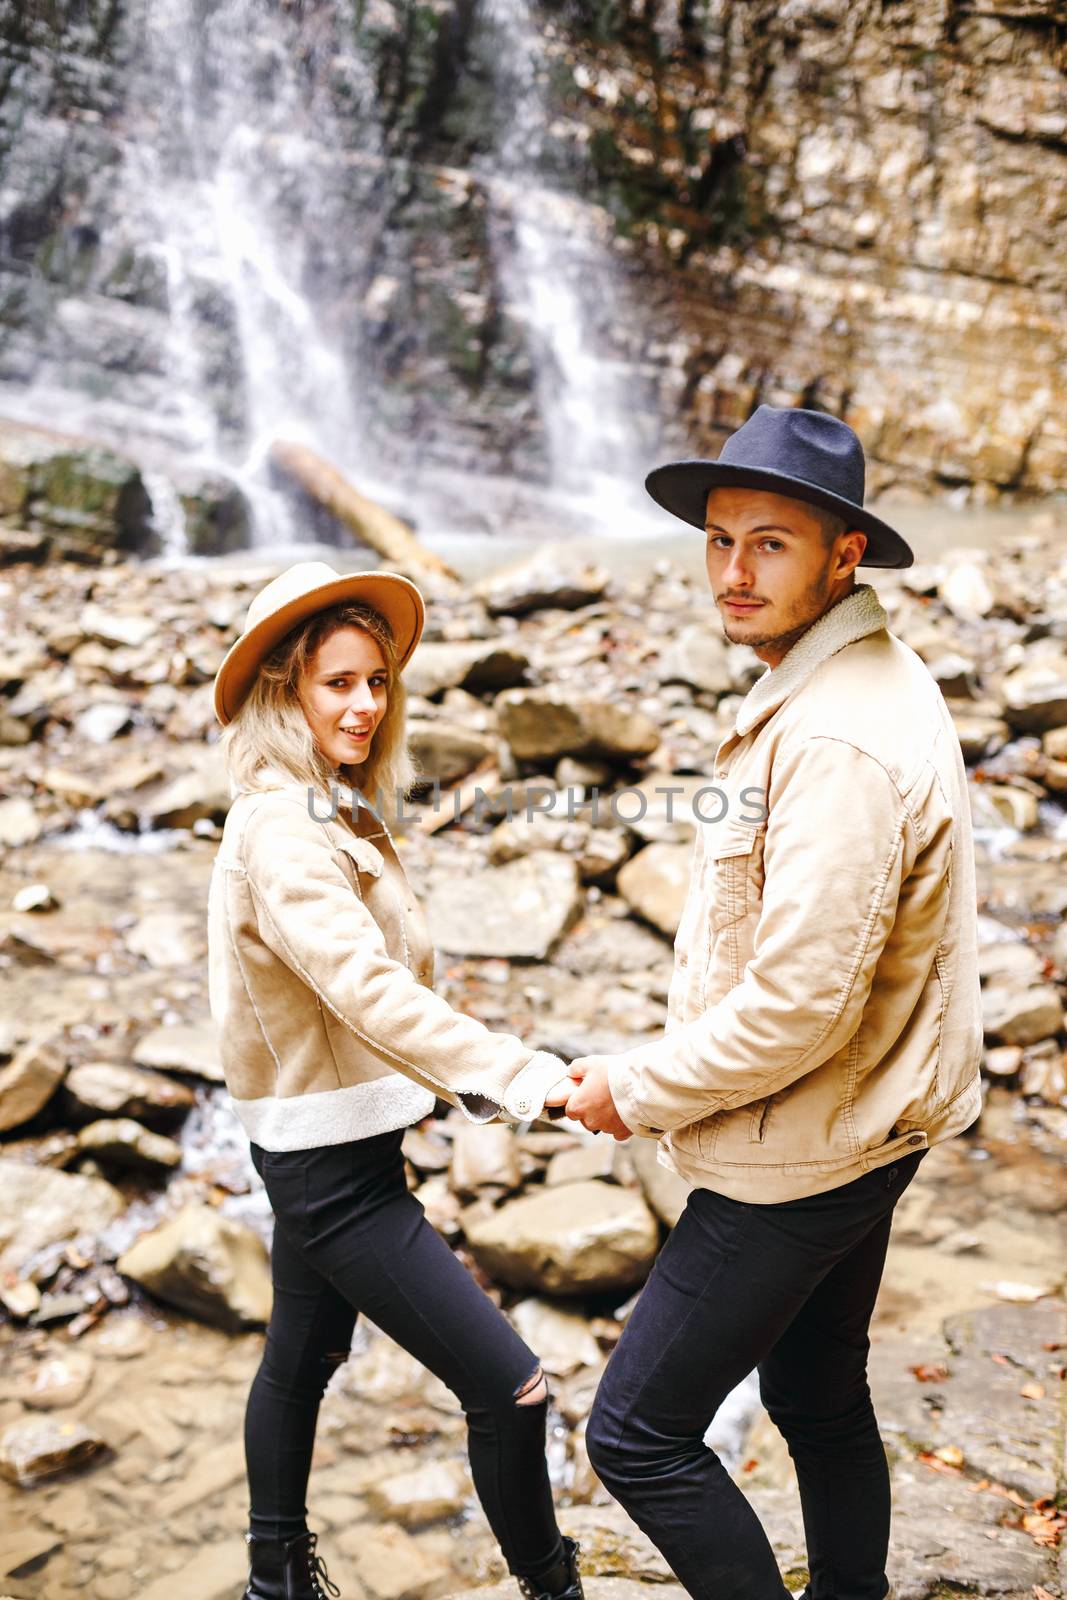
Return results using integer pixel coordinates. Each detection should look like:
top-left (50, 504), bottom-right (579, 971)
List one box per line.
top-left (545, 405), bottom-right (983, 1600)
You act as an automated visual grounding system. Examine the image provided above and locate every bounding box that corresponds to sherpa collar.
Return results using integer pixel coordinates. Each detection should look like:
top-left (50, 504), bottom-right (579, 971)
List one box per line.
top-left (734, 582), bottom-right (889, 738)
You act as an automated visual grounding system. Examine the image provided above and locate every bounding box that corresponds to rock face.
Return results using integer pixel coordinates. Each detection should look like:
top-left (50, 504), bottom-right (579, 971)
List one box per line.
top-left (463, 1179), bottom-right (660, 1295)
top-left (117, 1205), bottom-right (271, 1331)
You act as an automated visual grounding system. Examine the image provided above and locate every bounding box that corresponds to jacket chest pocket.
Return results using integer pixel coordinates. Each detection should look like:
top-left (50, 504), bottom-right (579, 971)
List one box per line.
top-left (334, 834), bottom-right (385, 893)
top-left (709, 825), bottom-right (765, 932)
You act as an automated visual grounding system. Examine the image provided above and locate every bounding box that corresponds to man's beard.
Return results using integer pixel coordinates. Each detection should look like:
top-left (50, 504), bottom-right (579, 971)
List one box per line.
top-left (722, 568), bottom-right (836, 654)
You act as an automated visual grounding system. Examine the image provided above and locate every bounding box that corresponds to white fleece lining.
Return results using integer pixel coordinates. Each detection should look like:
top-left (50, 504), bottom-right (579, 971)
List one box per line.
top-left (735, 584), bottom-right (889, 737)
top-left (232, 1077), bottom-right (436, 1151)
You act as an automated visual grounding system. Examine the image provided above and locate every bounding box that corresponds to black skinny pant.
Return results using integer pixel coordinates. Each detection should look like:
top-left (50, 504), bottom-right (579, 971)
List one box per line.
top-left (586, 1150), bottom-right (927, 1600)
top-left (246, 1131), bottom-right (564, 1582)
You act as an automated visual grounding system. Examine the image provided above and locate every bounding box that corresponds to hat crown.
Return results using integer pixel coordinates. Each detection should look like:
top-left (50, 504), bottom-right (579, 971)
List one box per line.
top-left (718, 406), bottom-right (866, 505)
top-left (244, 561), bottom-right (345, 632)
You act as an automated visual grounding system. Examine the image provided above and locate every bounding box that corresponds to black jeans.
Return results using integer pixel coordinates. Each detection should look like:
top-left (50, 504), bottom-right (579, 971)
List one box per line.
top-left (246, 1130), bottom-right (563, 1582)
top-left (586, 1150), bottom-right (927, 1600)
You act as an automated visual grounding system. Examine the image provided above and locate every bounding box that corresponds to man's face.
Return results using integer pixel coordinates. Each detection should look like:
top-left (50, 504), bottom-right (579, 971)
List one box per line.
top-left (704, 486), bottom-right (866, 666)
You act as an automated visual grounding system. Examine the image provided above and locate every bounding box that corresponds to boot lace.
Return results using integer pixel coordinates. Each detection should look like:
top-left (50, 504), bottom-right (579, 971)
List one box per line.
top-left (302, 1532), bottom-right (340, 1599)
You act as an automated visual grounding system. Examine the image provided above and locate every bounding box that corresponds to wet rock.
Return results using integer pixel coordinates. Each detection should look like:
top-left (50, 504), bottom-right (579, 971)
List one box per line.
top-left (63, 1060), bottom-right (196, 1124)
top-left (628, 1137), bottom-right (692, 1228)
top-left (657, 624), bottom-right (732, 694)
top-left (365, 1458), bottom-right (471, 1527)
top-left (425, 852), bottom-right (581, 960)
top-left (616, 843), bottom-right (691, 938)
top-left (0, 797), bottom-right (44, 848)
top-left (117, 1204), bottom-right (271, 1331)
top-left (131, 1019), bottom-right (222, 1083)
top-left (508, 1297), bottom-right (602, 1376)
top-left (76, 1118), bottom-right (183, 1171)
top-left (463, 1179), bottom-right (659, 1295)
top-left (0, 419), bottom-right (151, 552)
top-left (0, 1415), bottom-right (108, 1488)
top-left (475, 548), bottom-right (609, 617)
top-left (981, 982), bottom-right (1064, 1046)
top-left (19, 1350), bottom-right (95, 1411)
top-left (0, 1035), bottom-right (67, 1132)
top-left (405, 639), bottom-right (529, 699)
top-left (495, 689), bottom-right (660, 763)
top-left (0, 1160), bottom-right (123, 1280)
top-left (408, 719), bottom-right (497, 786)
top-left (1001, 653), bottom-right (1067, 732)
top-left (450, 1124), bottom-right (521, 1195)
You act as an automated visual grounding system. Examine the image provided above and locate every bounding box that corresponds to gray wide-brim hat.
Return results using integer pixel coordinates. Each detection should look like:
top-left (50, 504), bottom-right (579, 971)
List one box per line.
top-left (645, 405), bottom-right (914, 569)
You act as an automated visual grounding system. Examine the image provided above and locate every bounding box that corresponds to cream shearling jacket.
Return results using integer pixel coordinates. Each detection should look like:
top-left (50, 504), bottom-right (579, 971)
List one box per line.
top-left (207, 765), bottom-right (566, 1150)
top-left (608, 584), bottom-right (984, 1203)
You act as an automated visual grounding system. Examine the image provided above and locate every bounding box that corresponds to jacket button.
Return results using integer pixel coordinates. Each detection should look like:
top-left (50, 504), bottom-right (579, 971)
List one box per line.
top-left (515, 1097), bottom-right (530, 1115)
top-left (648, 1126), bottom-right (663, 1136)
top-left (908, 1134), bottom-right (924, 1145)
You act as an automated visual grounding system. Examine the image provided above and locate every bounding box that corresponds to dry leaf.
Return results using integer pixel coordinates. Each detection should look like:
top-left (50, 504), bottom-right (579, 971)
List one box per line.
top-left (933, 1444), bottom-right (965, 1467)
top-left (968, 1478), bottom-right (1028, 1507)
top-left (909, 1362), bottom-right (949, 1382)
top-left (918, 1449), bottom-right (962, 1476)
top-left (1032, 1586), bottom-right (1057, 1600)
top-left (1018, 1381), bottom-right (1045, 1400)
top-left (1020, 1511), bottom-right (1060, 1547)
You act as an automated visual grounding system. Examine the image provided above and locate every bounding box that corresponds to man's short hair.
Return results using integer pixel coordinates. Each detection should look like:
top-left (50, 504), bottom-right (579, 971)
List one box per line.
top-left (813, 505), bottom-right (848, 547)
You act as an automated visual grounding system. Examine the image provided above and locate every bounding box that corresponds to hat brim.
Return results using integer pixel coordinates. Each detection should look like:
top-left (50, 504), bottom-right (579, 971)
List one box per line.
top-left (644, 461), bottom-right (914, 569)
top-left (213, 571), bottom-right (425, 726)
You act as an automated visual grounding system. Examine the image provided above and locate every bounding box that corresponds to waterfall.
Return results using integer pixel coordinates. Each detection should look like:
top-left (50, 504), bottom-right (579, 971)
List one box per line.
top-left (478, 0), bottom-right (658, 530)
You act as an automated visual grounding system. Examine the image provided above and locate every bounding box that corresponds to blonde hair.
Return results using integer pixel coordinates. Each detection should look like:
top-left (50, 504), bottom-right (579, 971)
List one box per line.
top-left (219, 601), bottom-right (418, 811)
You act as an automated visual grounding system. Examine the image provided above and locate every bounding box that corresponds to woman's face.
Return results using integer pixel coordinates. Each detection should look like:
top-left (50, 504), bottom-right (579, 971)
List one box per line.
top-left (298, 626), bottom-right (388, 770)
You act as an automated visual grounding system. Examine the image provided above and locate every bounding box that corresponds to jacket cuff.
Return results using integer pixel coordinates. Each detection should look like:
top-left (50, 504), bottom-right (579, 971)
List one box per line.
top-left (500, 1051), bottom-right (570, 1122)
top-left (607, 1057), bottom-right (668, 1141)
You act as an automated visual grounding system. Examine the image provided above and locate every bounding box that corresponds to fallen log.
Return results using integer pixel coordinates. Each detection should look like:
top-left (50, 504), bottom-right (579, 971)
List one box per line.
top-left (269, 439), bottom-right (459, 586)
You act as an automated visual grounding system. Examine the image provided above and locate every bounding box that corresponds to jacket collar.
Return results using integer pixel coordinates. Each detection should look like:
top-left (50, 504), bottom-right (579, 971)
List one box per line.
top-left (734, 582), bottom-right (889, 738)
top-left (234, 761), bottom-right (376, 819)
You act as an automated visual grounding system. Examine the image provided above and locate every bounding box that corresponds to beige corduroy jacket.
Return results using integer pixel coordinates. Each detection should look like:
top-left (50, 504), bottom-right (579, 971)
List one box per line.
top-left (207, 766), bottom-right (566, 1150)
top-left (608, 584), bottom-right (984, 1202)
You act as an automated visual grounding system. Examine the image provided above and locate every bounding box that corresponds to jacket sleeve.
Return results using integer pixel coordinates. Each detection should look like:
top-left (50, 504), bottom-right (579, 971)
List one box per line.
top-left (608, 736), bottom-right (921, 1137)
top-left (240, 795), bottom-right (566, 1123)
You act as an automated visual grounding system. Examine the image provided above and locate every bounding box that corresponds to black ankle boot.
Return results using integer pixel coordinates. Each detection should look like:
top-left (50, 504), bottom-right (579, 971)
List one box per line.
top-left (516, 1536), bottom-right (583, 1600)
top-left (243, 1531), bottom-right (340, 1599)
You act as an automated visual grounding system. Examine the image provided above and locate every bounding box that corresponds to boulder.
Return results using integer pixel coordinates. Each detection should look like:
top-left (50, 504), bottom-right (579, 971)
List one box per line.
top-left (425, 852), bottom-right (581, 961)
top-left (63, 1059), bottom-right (196, 1124)
top-left (124, 910), bottom-right (207, 968)
top-left (365, 1458), bottom-right (472, 1526)
top-left (495, 689), bottom-right (660, 764)
top-left (463, 1179), bottom-right (660, 1295)
top-left (982, 983), bottom-right (1064, 1047)
top-left (509, 1297), bottom-right (602, 1376)
top-left (117, 1204), bottom-right (271, 1331)
top-left (0, 1035), bottom-right (67, 1132)
top-left (1001, 654), bottom-right (1067, 733)
top-left (407, 719), bottom-right (496, 787)
top-left (475, 547), bottom-right (609, 616)
top-left (656, 624), bottom-right (733, 694)
top-left (0, 1415), bottom-right (108, 1488)
top-left (132, 1019), bottom-right (223, 1082)
top-left (450, 1123), bottom-right (522, 1195)
top-left (76, 1118), bottom-right (183, 1171)
top-left (336, 1520), bottom-right (450, 1600)
top-left (0, 1160), bottom-right (123, 1280)
top-left (136, 745), bottom-right (231, 830)
top-left (616, 843), bottom-right (692, 938)
top-left (0, 418), bottom-right (151, 552)
top-left (405, 639), bottom-right (528, 699)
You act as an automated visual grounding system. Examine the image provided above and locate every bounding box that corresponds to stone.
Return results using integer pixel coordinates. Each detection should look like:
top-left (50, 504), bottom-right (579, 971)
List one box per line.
top-left (407, 719), bottom-right (497, 786)
top-left (1042, 724), bottom-right (1067, 760)
top-left (0, 1280), bottom-right (41, 1320)
top-left (339, 1520), bottom-right (450, 1600)
top-left (73, 701), bottom-right (131, 744)
top-left (10, 882), bottom-right (58, 912)
top-left (0, 1035), bottom-right (67, 1132)
top-left (939, 561), bottom-right (995, 619)
top-left (405, 639), bottom-right (529, 698)
top-left (137, 745), bottom-right (230, 830)
top-left (981, 1044), bottom-right (1022, 1079)
top-left (556, 1504), bottom-right (676, 1584)
top-left (950, 712), bottom-right (1009, 761)
top-left (365, 1458), bottom-right (471, 1526)
top-left (425, 852), bottom-right (581, 961)
top-left (76, 1118), bottom-right (183, 1171)
top-left (0, 797), bottom-right (43, 848)
top-left (545, 1141), bottom-right (618, 1187)
top-left (463, 1179), bottom-right (660, 1295)
top-left (495, 689), bottom-right (660, 763)
top-left (0, 1160), bottom-right (123, 1280)
top-left (0, 419), bottom-right (151, 550)
top-left (19, 1350), bottom-right (94, 1411)
top-left (448, 1585), bottom-right (684, 1600)
top-left (124, 910), bottom-right (206, 968)
top-left (117, 1204), bottom-right (271, 1330)
top-left (970, 781), bottom-right (1039, 831)
top-left (0, 1416), bottom-right (108, 1487)
top-left (576, 828), bottom-right (631, 884)
top-left (616, 843), bottom-right (692, 938)
top-left (616, 775), bottom-right (715, 845)
top-left (656, 624), bottom-right (733, 694)
top-left (134, 1543), bottom-right (248, 1600)
top-left (508, 1297), bottom-right (602, 1376)
top-left (981, 982), bottom-right (1064, 1046)
top-left (450, 1124), bottom-right (521, 1195)
top-left (976, 940), bottom-right (1044, 984)
top-left (131, 1019), bottom-right (222, 1082)
top-left (487, 813), bottom-right (590, 867)
top-left (1019, 1047), bottom-right (1067, 1104)
top-left (1001, 654), bottom-right (1067, 733)
top-left (628, 1137), bottom-right (692, 1228)
top-left (475, 547), bottom-right (609, 616)
top-left (63, 1059), bottom-right (196, 1123)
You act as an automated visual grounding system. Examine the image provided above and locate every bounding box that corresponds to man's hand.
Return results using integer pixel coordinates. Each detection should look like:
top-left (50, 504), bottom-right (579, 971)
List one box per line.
top-left (543, 1056), bottom-right (631, 1140)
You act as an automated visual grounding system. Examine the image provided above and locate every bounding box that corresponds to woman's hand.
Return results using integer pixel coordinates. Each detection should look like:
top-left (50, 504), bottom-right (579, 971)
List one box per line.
top-left (543, 1058), bottom-right (631, 1140)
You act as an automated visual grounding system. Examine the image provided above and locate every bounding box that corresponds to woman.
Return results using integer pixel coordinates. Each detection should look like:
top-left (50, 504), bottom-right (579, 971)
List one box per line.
top-left (207, 561), bottom-right (581, 1600)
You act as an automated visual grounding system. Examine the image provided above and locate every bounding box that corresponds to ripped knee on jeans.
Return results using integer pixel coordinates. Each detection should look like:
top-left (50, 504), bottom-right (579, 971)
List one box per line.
top-left (513, 1364), bottom-right (548, 1406)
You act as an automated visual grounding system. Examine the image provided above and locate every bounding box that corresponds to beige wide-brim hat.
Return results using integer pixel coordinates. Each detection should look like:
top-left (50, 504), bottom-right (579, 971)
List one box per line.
top-left (213, 561), bottom-right (425, 726)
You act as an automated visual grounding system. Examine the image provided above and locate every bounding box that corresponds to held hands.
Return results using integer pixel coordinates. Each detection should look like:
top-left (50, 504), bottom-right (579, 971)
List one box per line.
top-left (543, 1056), bottom-right (631, 1141)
